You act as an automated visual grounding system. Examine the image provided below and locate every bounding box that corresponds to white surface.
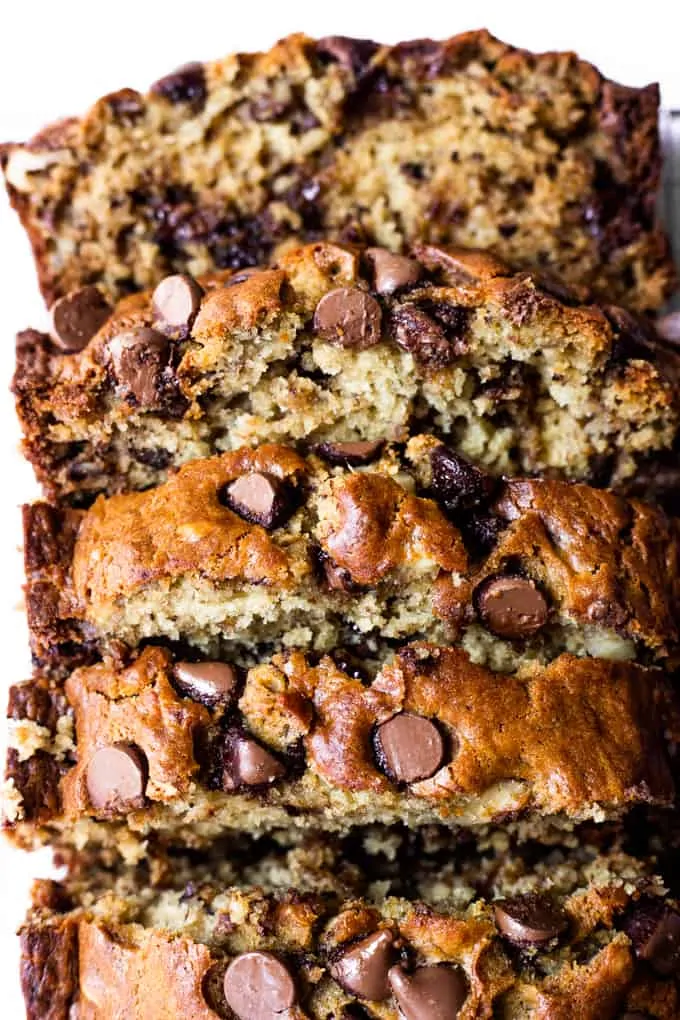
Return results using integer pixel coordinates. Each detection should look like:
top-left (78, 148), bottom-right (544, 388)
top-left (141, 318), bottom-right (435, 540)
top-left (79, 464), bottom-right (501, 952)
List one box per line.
top-left (0, 3), bottom-right (679, 1015)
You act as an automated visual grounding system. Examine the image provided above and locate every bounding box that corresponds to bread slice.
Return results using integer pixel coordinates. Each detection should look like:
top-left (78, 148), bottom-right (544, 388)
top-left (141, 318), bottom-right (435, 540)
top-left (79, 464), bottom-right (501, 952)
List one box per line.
top-left (14, 243), bottom-right (680, 508)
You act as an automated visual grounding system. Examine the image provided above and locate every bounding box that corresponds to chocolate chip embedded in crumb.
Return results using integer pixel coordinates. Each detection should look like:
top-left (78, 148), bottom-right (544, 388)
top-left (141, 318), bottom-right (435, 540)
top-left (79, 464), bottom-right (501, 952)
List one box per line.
top-left (150, 62), bottom-right (207, 110)
top-left (388, 305), bottom-right (453, 368)
top-left (475, 575), bottom-right (549, 640)
top-left (624, 901), bottom-right (680, 976)
top-left (430, 444), bottom-right (495, 513)
top-left (365, 248), bottom-right (422, 294)
top-left (315, 36), bottom-right (379, 76)
top-left (174, 661), bottom-right (238, 707)
top-left (388, 963), bottom-right (468, 1019)
top-left (49, 286), bottom-right (112, 352)
top-left (151, 273), bottom-right (204, 339)
top-left (494, 895), bottom-right (568, 947)
top-left (315, 440), bottom-right (384, 466)
top-left (330, 930), bottom-right (395, 1000)
top-left (375, 713), bottom-right (445, 784)
top-left (106, 327), bottom-right (171, 407)
top-left (222, 734), bottom-right (285, 791)
top-left (223, 951), bottom-right (297, 1020)
top-left (314, 288), bottom-right (382, 349)
top-left (86, 743), bottom-right (147, 812)
top-left (222, 472), bottom-right (294, 530)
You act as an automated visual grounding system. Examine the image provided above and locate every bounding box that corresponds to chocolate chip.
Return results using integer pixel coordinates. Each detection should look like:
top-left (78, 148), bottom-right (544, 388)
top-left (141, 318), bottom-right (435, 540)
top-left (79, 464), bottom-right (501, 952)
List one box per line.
top-left (150, 62), bottom-right (207, 111)
top-left (222, 472), bottom-right (294, 530)
top-left (174, 661), bottom-right (238, 707)
top-left (430, 444), bottom-right (495, 513)
top-left (624, 901), bottom-right (680, 976)
top-left (475, 575), bottom-right (549, 639)
top-left (375, 713), bottom-right (445, 783)
top-left (365, 248), bottom-right (422, 294)
top-left (388, 964), bottom-right (467, 1019)
top-left (388, 305), bottom-right (453, 368)
top-left (314, 288), bottom-right (382, 350)
top-left (315, 36), bottom-right (379, 76)
top-left (222, 734), bottom-right (285, 791)
top-left (321, 556), bottom-right (361, 593)
top-left (106, 327), bottom-right (172, 407)
top-left (494, 895), bottom-right (568, 947)
top-left (151, 273), bottom-right (203, 339)
top-left (49, 286), bottom-right (112, 352)
top-left (223, 951), bottom-right (296, 1020)
top-left (86, 744), bottom-right (147, 812)
top-left (330, 930), bottom-right (395, 1000)
top-left (315, 440), bottom-right (384, 466)
top-left (657, 311), bottom-right (680, 346)
top-left (225, 268), bottom-right (263, 287)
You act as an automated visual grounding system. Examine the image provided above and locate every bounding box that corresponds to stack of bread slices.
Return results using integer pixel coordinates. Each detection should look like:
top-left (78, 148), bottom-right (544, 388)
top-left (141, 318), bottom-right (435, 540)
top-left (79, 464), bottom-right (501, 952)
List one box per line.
top-left (3, 30), bottom-right (680, 1020)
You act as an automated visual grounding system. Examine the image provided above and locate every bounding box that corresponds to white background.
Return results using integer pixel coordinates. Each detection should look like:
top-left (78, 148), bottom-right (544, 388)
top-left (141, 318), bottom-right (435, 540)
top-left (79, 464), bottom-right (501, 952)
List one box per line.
top-left (0, 2), bottom-right (679, 1015)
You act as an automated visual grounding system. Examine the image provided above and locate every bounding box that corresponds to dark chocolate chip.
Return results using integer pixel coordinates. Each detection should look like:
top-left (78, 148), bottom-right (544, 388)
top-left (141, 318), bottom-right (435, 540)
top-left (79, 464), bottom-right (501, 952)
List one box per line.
top-left (321, 556), bottom-right (361, 593)
top-left (222, 472), bottom-right (294, 530)
top-left (49, 286), bottom-right (112, 352)
top-left (86, 743), bottom-right (147, 812)
top-left (429, 444), bottom-right (495, 513)
top-left (315, 36), bottom-right (379, 76)
top-left (222, 735), bottom-right (285, 791)
top-left (375, 713), bottom-right (445, 783)
top-left (388, 305), bottom-right (453, 368)
top-left (150, 62), bottom-right (207, 111)
top-left (475, 575), bottom-right (549, 639)
top-left (330, 930), bottom-right (395, 1000)
top-left (174, 661), bottom-right (238, 707)
top-left (225, 268), bottom-right (263, 287)
top-left (624, 900), bottom-right (680, 976)
top-left (151, 273), bottom-right (203, 339)
top-left (314, 288), bottom-right (382, 349)
top-left (388, 963), bottom-right (467, 1019)
top-left (315, 440), bottom-right (384, 466)
top-left (365, 248), bottom-right (422, 294)
top-left (106, 327), bottom-right (172, 407)
top-left (223, 951), bottom-right (296, 1020)
top-left (657, 311), bottom-right (680, 346)
top-left (494, 894), bottom-right (567, 946)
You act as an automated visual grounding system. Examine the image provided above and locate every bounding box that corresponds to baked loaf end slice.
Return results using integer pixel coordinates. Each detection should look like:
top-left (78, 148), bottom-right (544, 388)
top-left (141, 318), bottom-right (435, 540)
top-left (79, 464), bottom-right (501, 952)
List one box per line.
top-left (4, 642), bottom-right (677, 850)
top-left (18, 836), bottom-right (680, 1019)
top-left (22, 439), bottom-right (680, 676)
top-left (14, 242), bottom-right (680, 507)
top-left (1, 31), bottom-right (675, 312)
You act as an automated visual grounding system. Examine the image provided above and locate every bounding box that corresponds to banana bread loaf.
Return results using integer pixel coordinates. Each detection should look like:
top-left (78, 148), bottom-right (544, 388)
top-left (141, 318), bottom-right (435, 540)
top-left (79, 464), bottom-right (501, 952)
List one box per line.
top-left (14, 243), bottom-right (680, 508)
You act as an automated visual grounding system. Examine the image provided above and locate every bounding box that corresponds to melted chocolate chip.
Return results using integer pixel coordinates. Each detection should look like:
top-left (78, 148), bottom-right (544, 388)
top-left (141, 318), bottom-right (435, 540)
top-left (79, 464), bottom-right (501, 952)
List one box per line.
top-left (86, 744), bottom-right (147, 812)
top-left (365, 248), bottom-right (422, 294)
top-left (475, 575), bottom-right (549, 639)
top-left (106, 327), bottom-right (172, 407)
top-left (624, 900), bottom-right (680, 976)
top-left (150, 62), bottom-right (207, 111)
top-left (174, 661), bottom-right (238, 707)
top-left (375, 713), bottom-right (446, 783)
top-left (222, 472), bottom-right (294, 530)
top-left (429, 444), bottom-right (495, 513)
top-left (330, 930), bottom-right (395, 1000)
top-left (49, 286), bottom-right (112, 352)
top-left (315, 36), bottom-right (379, 76)
top-left (151, 273), bottom-right (203, 339)
top-left (222, 733), bottom-right (285, 791)
top-left (315, 440), bottom-right (384, 466)
top-left (223, 951), bottom-right (296, 1020)
top-left (388, 964), bottom-right (468, 1019)
top-left (388, 305), bottom-right (453, 368)
top-left (494, 894), bottom-right (567, 946)
top-left (314, 288), bottom-right (382, 349)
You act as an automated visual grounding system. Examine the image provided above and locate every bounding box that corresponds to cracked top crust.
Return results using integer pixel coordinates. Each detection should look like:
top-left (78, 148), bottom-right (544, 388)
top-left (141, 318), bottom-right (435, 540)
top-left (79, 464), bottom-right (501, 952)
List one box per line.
top-left (2, 32), bottom-right (675, 313)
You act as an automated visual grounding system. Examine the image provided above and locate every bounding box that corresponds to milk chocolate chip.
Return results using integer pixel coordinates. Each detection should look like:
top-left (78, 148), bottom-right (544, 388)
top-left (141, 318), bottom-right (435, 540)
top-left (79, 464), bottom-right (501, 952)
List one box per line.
top-left (152, 273), bottom-right (204, 339)
top-left (86, 743), bottom-right (147, 811)
top-left (222, 472), bottom-right (294, 530)
top-left (330, 930), bottom-right (395, 1000)
top-left (375, 713), bottom-right (445, 783)
top-left (494, 895), bottom-right (567, 947)
top-left (314, 288), bottom-right (382, 349)
top-left (174, 661), bottom-right (237, 706)
top-left (389, 305), bottom-right (453, 368)
top-left (223, 951), bottom-right (296, 1020)
top-left (388, 964), bottom-right (467, 1019)
top-left (365, 248), bottom-right (422, 294)
top-left (223, 735), bottom-right (285, 790)
top-left (49, 286), bottom-right (112, 351)
top-left (106, 327), bottom-right (171, 406)
top-left (476, 575), bottom-right (548, 639)
top-left (624, 901), bottom-right (680, 976)
top-left (315, 440), bottom-right (384, 466)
